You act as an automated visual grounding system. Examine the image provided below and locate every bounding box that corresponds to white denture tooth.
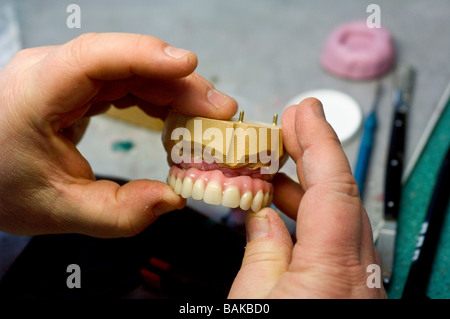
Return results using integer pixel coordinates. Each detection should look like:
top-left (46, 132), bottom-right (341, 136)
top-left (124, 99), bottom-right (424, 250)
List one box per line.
top-left (221, 186), bottom-right (241, 208)
top-left (251, 190), bottom-right (264, 212)
top-left (174, 177), bottom-right (183, 195)
top-left (263, 192), bottom-right (270, 207)
top-left (168, 174), bottom-right (176, 189)
top-left (192, 179), bottom-right (205, 200)
top-left (239, 191), bottom-right (253, 211)
top-left (203, 182), bottom-right (223, 205)
top-left (181, 177), bottom-right (193, 199)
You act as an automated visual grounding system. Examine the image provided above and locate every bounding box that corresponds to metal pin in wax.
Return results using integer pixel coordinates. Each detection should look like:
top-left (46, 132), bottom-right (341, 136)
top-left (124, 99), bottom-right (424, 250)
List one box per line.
top-left (238, 111), bottom-right (244, 123)
top-left (272, 113), bottom-right (278, 126)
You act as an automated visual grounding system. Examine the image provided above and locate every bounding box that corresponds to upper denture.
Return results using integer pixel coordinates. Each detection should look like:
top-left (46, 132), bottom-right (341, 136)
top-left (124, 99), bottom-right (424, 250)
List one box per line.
top-left (167, 165), bottom-right (273, 210)
top-left (162, 111), bottom-right (285, 212)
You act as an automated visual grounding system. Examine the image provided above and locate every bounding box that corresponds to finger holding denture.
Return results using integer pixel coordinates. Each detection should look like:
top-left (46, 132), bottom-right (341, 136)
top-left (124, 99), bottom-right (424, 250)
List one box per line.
top-left (162, 110), bottom-right (287, 212)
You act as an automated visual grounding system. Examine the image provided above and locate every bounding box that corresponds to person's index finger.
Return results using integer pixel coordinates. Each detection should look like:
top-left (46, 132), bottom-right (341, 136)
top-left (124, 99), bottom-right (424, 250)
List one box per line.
top-left (32, 33), bottom-right (197, 114)
top-left (63, 32), bottom-right (198, 80)
top-left (27, 33), bottom-right (238, 128)
top-left (281, 104), bottom-right (304, 165)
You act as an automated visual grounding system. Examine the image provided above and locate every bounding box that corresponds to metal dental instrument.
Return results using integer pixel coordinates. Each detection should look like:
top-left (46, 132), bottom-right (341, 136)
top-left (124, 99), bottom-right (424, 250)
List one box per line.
top-left (376, 65), bottom-right (415, 287)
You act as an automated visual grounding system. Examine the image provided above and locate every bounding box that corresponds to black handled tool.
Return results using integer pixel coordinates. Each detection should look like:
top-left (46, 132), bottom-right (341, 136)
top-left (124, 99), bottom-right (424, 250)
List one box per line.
top-left (402, 146), bottom-right (450, 299)
top-left (376, 65), bottom-right (415, 286)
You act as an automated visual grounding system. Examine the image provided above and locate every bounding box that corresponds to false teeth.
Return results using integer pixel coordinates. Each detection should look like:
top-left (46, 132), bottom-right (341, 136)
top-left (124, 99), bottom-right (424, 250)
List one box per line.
top-left (221, 186), bottom-right (241, 208)
top-left (251, 190), bottom-right (264, 212)
top-left (203, 182), bottom-right (222, 205)
top-left (162, 111), bottom-right (286, 213)
top-left (239, 191), bottom-right (253, 210)
top-left (166, 173), bottom-right (272, 212)
top-left (192, 179), bottom-right (205, 200)
top-left (167, 174), bottom-right (176, 189)
top-left (181, 177), bottom-right (193, 199)
top-left (174, 177), bottom-right (183, 195)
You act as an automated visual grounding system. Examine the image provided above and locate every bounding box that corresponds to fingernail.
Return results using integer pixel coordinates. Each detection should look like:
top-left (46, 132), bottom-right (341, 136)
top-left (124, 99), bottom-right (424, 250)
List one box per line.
top-left (312, 100), bottom-right (326, 119)
top-left (153, 201), bottom-right (177, 216)
top-left (164, 45), bottom-right (190, 59)
top-left (207, 89), bottom-right (228, 109)
top-left (246, 211), bottom-right (270, 242)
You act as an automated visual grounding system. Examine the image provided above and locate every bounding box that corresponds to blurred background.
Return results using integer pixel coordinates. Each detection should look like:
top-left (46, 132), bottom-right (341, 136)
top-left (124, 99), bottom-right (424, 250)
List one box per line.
top-left (0, 0), bottom-right (449, 299)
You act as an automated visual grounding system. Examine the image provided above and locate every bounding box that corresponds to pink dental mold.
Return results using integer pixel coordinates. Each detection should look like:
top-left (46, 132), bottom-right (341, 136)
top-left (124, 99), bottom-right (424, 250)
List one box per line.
top-left (321, 20), bottom-right (395, 80)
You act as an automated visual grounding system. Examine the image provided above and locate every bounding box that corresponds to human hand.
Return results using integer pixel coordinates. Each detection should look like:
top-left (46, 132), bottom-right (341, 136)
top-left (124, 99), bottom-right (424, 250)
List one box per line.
top-left (0, 33), bottom-right (237, 237)
top-left (228, 98), bottom-right (386, 298)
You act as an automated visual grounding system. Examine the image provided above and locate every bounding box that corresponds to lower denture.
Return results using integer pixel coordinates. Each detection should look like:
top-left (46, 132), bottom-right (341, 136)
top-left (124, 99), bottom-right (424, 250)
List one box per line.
top-left (167, 165), bottom-right (273, 211)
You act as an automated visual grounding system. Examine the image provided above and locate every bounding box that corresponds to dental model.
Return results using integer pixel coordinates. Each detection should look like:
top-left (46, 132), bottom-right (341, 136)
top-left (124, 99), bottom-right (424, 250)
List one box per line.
top-left (162, 110), bottom-right (287, 212)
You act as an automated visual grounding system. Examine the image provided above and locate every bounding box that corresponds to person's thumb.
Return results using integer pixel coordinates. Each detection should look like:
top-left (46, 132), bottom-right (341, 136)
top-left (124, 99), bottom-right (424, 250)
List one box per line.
top-left (228, 208), bottom-right (293, 298)
top-left (63, 179), bottom-right (185, 238)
